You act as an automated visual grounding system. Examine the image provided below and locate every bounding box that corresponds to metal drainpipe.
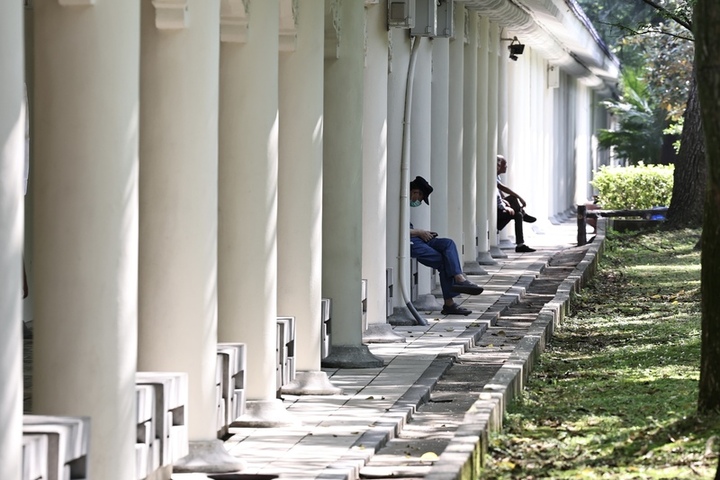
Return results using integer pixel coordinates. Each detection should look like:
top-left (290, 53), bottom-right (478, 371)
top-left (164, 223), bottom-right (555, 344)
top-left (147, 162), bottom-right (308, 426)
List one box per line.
top-left (398, 36), bottom-right (428, 326)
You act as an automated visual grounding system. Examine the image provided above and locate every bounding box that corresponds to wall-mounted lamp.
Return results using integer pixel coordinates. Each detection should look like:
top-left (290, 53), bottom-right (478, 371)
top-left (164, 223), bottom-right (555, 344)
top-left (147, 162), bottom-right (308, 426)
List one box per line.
top-left (502, 36), bottom-right (525, 61)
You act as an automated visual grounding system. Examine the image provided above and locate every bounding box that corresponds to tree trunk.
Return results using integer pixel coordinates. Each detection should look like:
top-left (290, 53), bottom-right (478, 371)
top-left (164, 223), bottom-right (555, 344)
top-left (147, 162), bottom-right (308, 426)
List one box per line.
top-left (694, 0), bottom-right (720, 415)
top-left (665, 76), bottom-right (707, 229)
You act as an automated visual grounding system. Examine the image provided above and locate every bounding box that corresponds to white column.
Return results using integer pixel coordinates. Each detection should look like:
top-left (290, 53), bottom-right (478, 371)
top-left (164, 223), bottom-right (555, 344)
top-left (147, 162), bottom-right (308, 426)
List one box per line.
top-left (431, 37), bottom-right (450, 239)
top-left (487, 22), bottom-right (503, 257)
top-left (32, 2), bottom-right (138, 478)
top-left (362, 1), bottom-right (404, 342)
top-left (219, 0), bottom-right (295, 425)
top-left (410, 37), bottom-right (442, 312)
top-left (475, 16), bottom-right (493, 265)
top-left (386, 28), bottom-right (413, 324)
top-left (322, 0), bottom-right (382, 367)
top-left (278, 0), bottom-right (342, 393)
top-left (447, 5), bottom-right (465, 248)
top-left (575, 84), bottom-right (592, 206)
top-left (462, 12), bottom-right (484, 273)
top-left (0, 2), bottom-right (24, 478)
top-left (137, 1), bottom-right (243, 472)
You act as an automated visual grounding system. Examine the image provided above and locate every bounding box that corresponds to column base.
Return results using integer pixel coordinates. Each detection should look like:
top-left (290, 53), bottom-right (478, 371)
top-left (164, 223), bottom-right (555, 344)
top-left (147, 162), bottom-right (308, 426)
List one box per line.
top-left (476, 250), bottom-right (497, 265)
top-left (231, 399), bottom-right (300, 428)
top-left (387, 306), bottom-right (419, 326)
top-left (320, 344), bottom-right (384, 368)
top-left (490, 245), bottom-right (507, 259)
top-left (280, 371), bottom-right (342, 395)
top-left (173, 439), bottom-right (245, 474)
top-left (363, 323), bottom-right (406, 343)
top-left (412, 293), bottom-right (442, 312)
top-left (549, 214), bottom-right (565, 225)
top-left (498, 238), bottom-right (515, 250)
top-left (462, 261), bottom-right (487, 275)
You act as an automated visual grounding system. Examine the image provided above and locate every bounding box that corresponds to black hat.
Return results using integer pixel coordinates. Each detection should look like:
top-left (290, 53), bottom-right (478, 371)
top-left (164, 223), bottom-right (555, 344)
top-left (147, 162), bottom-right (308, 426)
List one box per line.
top-left (410, 176), bottom-right (433, 205)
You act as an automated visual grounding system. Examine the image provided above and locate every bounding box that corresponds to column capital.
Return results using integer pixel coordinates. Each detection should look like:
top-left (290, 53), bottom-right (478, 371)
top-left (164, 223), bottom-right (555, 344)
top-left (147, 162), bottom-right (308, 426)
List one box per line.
top-left (279, 0), bottom-right (298, 52)
top-left (151, 0), bottom-right (188, 30)
top-left (220, 0), bottom-right (249, 43)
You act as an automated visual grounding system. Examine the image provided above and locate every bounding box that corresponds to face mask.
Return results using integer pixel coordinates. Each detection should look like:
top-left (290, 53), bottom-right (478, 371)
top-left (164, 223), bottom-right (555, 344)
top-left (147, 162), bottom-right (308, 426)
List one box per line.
top-left (410, 200), bottom-right (422, 207)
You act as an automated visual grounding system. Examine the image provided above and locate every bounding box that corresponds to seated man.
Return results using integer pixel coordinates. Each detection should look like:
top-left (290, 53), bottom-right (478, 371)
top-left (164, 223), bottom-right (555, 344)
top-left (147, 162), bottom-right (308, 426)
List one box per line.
top-left (409, 176), bottom-right (483, 316)
top-left (496, 155), bottom-right (536, 253)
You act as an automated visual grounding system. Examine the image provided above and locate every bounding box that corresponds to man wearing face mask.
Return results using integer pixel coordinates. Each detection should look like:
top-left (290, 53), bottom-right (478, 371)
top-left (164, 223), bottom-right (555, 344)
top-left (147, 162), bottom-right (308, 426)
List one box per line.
top-left (409, 176), bottom-right (483, 316)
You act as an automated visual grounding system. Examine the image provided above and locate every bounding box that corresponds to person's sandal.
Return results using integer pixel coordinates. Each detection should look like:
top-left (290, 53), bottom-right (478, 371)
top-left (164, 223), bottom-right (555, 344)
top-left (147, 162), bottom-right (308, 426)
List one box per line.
top-left (441, 303), bottom-right (471, 316)
top-left (451, 280), bottom-right (484, 295)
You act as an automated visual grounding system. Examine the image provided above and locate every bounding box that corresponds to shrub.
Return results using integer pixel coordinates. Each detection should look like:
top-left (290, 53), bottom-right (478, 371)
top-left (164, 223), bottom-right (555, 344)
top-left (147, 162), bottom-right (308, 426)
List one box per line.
top-left (591, 163), bottom-right (674, 210)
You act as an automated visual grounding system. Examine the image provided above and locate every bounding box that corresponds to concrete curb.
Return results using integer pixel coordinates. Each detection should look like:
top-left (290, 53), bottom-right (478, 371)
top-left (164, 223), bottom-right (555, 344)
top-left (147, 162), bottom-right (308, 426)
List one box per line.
top-left (425, 221), bottom-right (608, 480)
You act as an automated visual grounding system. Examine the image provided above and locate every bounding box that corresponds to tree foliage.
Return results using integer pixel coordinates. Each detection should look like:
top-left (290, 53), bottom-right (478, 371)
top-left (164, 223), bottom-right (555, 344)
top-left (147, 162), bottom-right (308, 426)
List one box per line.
top-left (579, 0), bottom-right (694, 154)
top-left (597, 68), bottom-right (667, 164)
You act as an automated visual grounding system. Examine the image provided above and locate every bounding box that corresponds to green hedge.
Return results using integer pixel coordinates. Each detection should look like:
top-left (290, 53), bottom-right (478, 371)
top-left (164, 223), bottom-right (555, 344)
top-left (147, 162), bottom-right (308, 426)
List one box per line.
top-left (591, 164), bottom-right (674, 210)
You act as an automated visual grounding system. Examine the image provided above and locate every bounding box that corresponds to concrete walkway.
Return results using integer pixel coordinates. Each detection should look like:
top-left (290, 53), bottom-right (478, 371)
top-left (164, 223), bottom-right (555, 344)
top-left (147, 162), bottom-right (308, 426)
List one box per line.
top-left (177, 218), bottom-right (604, 480)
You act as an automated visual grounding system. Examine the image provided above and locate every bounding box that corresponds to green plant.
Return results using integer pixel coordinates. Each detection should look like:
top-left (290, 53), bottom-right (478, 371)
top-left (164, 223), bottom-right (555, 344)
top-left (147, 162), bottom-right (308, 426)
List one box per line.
top-left (597, 68), bottom-right (668, 165)
top-left (484, 228), bottom-right (717, 480)
top-left (591, 163), bottom-right (674, 209)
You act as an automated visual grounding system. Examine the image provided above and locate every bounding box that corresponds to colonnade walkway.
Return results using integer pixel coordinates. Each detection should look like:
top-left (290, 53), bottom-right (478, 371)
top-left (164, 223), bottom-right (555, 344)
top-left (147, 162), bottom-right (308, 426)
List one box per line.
top-left (176, 217), bottom-right (604, 480)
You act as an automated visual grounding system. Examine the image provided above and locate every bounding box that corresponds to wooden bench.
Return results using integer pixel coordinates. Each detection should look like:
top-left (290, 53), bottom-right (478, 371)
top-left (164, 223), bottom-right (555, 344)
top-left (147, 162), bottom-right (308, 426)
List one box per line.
top-left (577, 205), bottom-right (667, 244)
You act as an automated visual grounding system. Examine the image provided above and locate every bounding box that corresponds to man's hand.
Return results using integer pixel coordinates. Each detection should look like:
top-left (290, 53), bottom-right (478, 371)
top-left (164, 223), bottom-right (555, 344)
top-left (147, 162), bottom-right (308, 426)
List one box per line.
top-left (501, 199), bottom-right (514, 216)
top-left (411, 229), bottom-right (438, 242)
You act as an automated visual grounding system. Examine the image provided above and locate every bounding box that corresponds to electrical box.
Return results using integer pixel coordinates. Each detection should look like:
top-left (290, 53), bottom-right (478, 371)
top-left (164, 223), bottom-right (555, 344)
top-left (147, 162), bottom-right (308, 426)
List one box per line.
top-left (548, 64), bottom-right (560, 89)
top-left (411, 0), bottom-right (437, 37)
top-left (388, 0), bottom-right (415, 29)
top-left (436, 0), bottom-right (454, 38)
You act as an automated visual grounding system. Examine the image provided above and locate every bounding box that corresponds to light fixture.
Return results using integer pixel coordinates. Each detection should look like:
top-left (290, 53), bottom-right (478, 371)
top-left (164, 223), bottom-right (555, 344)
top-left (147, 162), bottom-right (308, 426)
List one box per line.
top-left (503, 36), bottom-right (525, 61)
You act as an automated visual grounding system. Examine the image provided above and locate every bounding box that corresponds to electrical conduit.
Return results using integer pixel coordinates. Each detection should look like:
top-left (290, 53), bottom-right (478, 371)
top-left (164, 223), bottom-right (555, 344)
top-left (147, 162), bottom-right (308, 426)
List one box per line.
top-left (398, 36), bottom-right (428, 326)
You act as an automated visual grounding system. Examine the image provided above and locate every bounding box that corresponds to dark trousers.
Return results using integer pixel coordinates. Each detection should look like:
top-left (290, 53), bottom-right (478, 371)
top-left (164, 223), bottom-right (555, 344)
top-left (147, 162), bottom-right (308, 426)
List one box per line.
top-left (497, 194), bottom-right (525, 245)
top-left (410, 236), bottom-right (462, 301)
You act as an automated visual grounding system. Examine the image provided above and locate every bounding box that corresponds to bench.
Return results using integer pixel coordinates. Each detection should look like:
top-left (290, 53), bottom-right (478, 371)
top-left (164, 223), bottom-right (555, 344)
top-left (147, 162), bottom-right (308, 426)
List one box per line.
top-left (216, 343), bottom-right (247, 436)
top-left (135, 384), bottom-right (161, 479)
top-left (361, 279), bottom-right (368, 331)
top-left (276, 317), bottom-right (296, 392)
top-left (386, 268), bottom-right (394, 317)
top-left (577, 205), bottom-right (667, 244)
top-left (135, 372), bottom-right (188, 477)
top-left (321, 298), bottom-right (331, 359)
top-left (22, 414), bottom-right (91, 480)
top-left (22, 433), bottom-right (49, 480)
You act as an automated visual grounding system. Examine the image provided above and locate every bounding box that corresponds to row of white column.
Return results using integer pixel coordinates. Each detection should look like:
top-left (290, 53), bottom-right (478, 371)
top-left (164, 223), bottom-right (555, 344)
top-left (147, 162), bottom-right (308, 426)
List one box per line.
top-left (0, 0), bottom-right (352, 477)
top-left (0, 1), bottom-right (579, 478)
top-left (382, 8), bottom-right (511, 312)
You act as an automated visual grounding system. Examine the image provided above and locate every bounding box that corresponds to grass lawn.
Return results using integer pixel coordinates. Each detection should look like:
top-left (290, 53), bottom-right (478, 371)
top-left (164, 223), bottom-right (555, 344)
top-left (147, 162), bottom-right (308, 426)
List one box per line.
top-left (484, 227), bottom-right (720, 479)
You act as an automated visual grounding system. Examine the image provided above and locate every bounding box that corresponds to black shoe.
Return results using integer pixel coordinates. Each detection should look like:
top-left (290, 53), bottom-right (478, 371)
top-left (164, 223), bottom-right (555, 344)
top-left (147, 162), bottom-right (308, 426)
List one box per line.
top-left (515, 244), bottom-right (536, 253)
top-left (451, 280), bottom-right (484, 295)
top-left (441, 303), bottom-right (472, 316)
top-left (523, 213), bottom-right (537, 223)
